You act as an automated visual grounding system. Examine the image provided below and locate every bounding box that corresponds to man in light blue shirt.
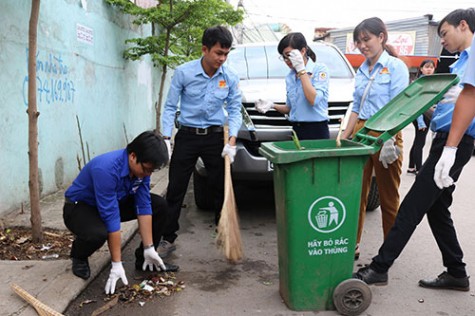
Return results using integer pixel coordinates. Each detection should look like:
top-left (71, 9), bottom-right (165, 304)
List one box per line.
top-left (159, 26), bottom-right (242, 256)
top-left (435, 32), bottom-right (475, 185)
top-left (355, 8), bottom-right (475, 292)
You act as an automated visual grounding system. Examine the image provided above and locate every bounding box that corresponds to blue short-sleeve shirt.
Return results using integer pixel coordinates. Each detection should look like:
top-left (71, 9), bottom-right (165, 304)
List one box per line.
top-left (462, 35), bottom-right (475, 87)
top-left (285, 62), bottom-right (330, 122)
top-left (431, 44), bottom-right (475, 137)
top-left (65, 149), bottom-right (152, 233)
top-left (352, 50), bottom-right (409, 119)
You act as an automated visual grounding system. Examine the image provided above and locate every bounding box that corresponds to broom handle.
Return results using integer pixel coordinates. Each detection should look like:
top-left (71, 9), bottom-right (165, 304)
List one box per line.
top-left (10, 283), bottom-right (64, 316)
top-left (223, 126), bottom-right (231, 191)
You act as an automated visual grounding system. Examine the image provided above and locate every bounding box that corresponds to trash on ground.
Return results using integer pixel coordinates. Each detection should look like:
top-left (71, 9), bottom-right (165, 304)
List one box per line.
top-left (79, 299), bottom-right (96, 308)
top-left (91, 296), bottom-right (118, 316)
top-left (41, 254), bottom-right (59, 260)
top-left (108, 272), bottom-right (185, 305)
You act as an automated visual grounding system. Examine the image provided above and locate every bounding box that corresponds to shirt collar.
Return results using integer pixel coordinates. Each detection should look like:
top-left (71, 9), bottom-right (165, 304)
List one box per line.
top-left (449, 46), bottom-right (471, 72)
top-left (361, 50), bottom-right (390, 73)
top-left (193, 58), bottom-right (223, 78)
top-left (120, 149), bottom-right (131, 178)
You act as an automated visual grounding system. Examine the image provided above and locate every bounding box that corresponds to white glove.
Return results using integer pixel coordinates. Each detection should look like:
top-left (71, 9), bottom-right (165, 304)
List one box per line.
top-left (221, 143), bottom-right (237, 163)
top-left (105, 261), bottom-right (128, 295)
top-left (288, 49), bottom-right (305, 73)
top-left (434, 146), bottom-right (457, 189)
top-left (379, 138), bottom-right (400, 168)
top-left (255, 99), bottom-right (274, 114)
top-left (142, 247), bottom-right (166, 271)
top-left (165, 139), bottom-right (172, 161)
top-left (440, 85), bottom-right (462, 104)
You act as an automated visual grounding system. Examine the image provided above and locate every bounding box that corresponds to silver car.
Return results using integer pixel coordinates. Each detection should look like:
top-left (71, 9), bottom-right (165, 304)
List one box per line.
top-left (193, 41), bottom-right (380, 211)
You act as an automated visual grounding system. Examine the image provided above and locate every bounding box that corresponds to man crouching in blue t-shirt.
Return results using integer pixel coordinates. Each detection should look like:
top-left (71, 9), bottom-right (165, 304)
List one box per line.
top-left (63, 130), bottom-right (177, 294)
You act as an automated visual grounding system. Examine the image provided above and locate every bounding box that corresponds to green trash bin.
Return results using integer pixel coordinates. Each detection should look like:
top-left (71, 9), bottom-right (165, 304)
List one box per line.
top-left (258, 74), bottom-right (459, 315)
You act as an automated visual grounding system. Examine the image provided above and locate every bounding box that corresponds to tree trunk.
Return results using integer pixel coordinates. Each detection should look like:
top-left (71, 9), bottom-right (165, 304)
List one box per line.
top-left (155, 27), bottom-right (172, 133)
top-left (28, 0), bottom-right (42, 243)
top-left (155, 63), bottom-right (167, 133)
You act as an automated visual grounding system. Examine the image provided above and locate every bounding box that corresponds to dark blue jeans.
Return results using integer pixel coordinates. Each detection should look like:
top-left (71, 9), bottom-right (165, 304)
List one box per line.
top-left (371, 132), bottom-right (474, 278)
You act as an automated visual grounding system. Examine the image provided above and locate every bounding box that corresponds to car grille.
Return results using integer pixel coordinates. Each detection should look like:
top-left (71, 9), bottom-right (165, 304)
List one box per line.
top-left (242, 101), bottom-right (351, 129)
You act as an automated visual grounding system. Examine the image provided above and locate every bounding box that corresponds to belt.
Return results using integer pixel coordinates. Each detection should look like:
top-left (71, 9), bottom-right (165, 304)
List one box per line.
top-left (65, 197), bottom-right (77, 205)
top-left (435, 132), bottom-right (474, 144)
top-left (179, 125), bottom-right (223, 135)
top-left (291, 121), bottom-right (327, 127)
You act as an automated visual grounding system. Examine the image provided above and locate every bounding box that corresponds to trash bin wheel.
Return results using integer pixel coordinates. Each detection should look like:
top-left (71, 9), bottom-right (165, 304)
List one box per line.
top-left (333, 279), bottom-right (372, 316)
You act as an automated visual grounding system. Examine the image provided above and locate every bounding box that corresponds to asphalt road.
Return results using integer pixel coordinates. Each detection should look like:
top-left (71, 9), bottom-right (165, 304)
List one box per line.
top-left (65, 126), bottom-right (475, 316)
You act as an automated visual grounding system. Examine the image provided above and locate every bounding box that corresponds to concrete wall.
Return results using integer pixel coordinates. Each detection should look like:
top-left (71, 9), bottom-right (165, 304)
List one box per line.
top-left (0, 0), bottom-right (165, 215)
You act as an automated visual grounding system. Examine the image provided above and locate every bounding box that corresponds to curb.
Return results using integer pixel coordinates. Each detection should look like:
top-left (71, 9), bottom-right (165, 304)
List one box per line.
top-left (1, 168), bottom-right (168, 315)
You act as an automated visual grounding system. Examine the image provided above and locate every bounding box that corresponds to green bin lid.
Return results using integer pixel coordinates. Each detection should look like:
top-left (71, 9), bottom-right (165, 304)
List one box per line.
top-left (353, 73), bottom-right (459, 147)
top-left (259, 74), bottom-right (459, 164)
top-left (259, 139), bottom-right (376, 164)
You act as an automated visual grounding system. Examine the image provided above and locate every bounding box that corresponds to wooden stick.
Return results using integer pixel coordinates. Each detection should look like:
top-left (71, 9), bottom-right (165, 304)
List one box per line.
top-left (336, 121), bottom-right (344, 148)
top-left (10, 283), bottom-right (64, 316)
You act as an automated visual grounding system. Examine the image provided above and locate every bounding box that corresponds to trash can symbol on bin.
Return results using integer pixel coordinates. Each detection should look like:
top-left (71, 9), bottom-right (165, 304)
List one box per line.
top-left (310, 197), bottom-right (346, 233)
top-left (316, 210), bottom-right (328, 228)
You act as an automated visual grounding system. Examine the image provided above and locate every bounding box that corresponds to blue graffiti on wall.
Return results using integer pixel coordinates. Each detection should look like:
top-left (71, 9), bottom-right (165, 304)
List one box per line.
top-left (23, 49), bottom-right (76, 106)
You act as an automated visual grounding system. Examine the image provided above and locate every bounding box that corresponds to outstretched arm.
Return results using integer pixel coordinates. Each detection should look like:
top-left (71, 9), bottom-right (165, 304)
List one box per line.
top-left (446, 85), bottom-right (475, 146)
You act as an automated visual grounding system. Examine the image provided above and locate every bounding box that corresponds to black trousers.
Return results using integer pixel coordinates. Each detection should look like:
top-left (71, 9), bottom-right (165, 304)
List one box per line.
top-left (63, 193), bottom-right (168, 260)
top-left (371, 133), bottom-right (474, 278)
top-left (408, 116), bottom-right (431, 170)
top-left (163, 129), bottom-right (224, 243)
top-left (291, 121), bottom-right (329, 140)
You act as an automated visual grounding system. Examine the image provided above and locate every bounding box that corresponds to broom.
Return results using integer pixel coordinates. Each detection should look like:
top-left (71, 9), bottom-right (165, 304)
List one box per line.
top-left (216, 126), bottom-right (243, 262)
top-left (10, 283), bottom-right (64, 316)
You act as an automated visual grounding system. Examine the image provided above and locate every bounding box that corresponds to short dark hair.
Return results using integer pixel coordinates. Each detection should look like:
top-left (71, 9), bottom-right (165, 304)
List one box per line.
top-left (202, 26), bottom-right (233, 49)
top-left (277, 32), bottom-right (316, 62)
top-left (438, 8), bottom-right (475, 35)
top-left (126, 131), bottom-right (168, 169)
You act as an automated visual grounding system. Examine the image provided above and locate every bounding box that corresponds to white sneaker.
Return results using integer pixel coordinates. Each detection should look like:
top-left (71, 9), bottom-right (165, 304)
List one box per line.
top-left (157, 240), bottom-right (176, 258)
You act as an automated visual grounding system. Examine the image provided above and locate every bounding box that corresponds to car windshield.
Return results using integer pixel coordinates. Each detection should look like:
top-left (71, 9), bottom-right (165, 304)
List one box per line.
top-left (227, 43), bottom-right (353, 80)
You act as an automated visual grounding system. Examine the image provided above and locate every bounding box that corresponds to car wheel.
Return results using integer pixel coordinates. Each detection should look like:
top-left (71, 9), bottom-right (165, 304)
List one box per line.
top-left (193, 171), bottom-right (213, 210)
top-left (366, 176), bottom-right (380, 212)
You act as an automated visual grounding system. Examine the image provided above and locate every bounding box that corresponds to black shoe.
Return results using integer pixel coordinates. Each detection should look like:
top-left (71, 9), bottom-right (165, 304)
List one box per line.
top-left (419, 271), bottom-right (470, 291)
top-left (353, 266), bottom-right (388, 285)
top-left (72, 258), bottom-right (90, 280)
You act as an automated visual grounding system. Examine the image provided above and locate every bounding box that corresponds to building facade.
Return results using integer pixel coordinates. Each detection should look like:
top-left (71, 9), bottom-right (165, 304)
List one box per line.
top-left (0, 0), bottom-right (164, 215)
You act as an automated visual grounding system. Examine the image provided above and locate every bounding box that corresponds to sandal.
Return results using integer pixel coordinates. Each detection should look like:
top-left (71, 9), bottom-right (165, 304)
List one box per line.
top-left (354, 244), bottom-right (360, 261)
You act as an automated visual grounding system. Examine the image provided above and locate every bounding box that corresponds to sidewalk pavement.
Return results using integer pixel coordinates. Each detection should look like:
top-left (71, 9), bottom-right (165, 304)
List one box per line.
top-left (0, 168), bottom-right (169, 316)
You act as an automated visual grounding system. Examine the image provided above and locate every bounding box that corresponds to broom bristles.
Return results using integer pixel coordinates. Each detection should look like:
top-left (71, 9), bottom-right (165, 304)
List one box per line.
top-left (216, 154), bottom-right (243, 263)
top-left (10, 283), bottom-right (64, 316)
